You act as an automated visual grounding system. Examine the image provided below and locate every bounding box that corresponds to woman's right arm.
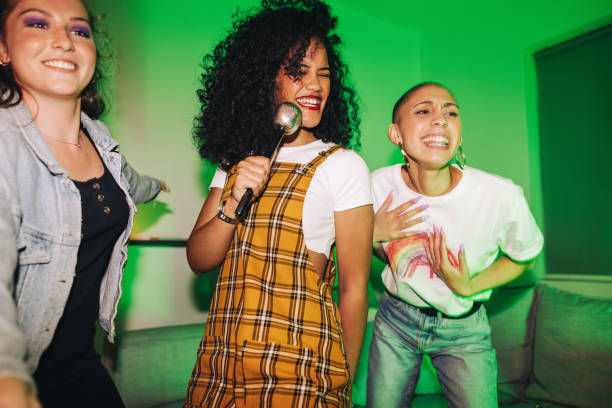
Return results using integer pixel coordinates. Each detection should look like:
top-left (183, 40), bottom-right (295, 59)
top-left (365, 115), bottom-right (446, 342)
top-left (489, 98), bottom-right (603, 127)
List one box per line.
top-left (186, 156), bottom-right (271, 273)
top-left (0, 378), bottom-right (40, 408)
top-left (373, 192), bottom-right (427, 260)
top-left (186, 188), bottom-right (238, 273)
top-left (0, 187), bottom-right (41, 408)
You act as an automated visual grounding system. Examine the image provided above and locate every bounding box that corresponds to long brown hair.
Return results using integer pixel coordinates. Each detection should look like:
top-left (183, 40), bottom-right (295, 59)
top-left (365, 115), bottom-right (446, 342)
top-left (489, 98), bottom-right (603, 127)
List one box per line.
top-left (0, 0), bottom-right (107, 119)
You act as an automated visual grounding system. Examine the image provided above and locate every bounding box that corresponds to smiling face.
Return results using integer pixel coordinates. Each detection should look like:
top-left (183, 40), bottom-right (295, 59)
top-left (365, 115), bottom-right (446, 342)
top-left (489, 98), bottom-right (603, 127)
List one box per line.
top-left (274, 38), bottom-right (330, 134)
top-left (389, 84), bottom-right (462, 169)
top-left (0, 0), bottom-right (96, 102)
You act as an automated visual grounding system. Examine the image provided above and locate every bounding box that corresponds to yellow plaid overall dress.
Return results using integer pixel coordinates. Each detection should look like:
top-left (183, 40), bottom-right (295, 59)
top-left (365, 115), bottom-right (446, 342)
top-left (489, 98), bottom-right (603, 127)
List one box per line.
top-left (185, 146), bottom-right (351, 408)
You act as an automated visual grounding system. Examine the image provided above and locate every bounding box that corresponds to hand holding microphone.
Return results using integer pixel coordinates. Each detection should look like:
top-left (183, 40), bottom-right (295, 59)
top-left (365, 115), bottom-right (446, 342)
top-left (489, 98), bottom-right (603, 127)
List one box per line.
top-left (226, 157), bottom-right (271, 215)
top-left (233, 102), bottom-right (302, 221)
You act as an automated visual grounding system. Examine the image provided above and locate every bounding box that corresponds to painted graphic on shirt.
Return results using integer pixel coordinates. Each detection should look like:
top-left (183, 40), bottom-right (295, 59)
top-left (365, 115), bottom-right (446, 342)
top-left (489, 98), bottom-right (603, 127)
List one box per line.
top-left (385, 234), bottom-right (458, 281)
top-left (384, 233), bottom-right (474, 315)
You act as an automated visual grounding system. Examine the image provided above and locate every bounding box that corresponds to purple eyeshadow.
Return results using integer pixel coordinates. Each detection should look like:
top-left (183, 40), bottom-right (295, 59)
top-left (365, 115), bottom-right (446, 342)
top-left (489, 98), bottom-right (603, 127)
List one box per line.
top-left (24, 17), bottom-right (47, 26)
top-left (72, 25), bottom-right (91, 37)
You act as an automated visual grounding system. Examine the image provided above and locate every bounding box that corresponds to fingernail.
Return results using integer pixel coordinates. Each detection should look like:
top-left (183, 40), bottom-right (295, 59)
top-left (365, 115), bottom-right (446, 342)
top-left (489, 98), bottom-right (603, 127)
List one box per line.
top-left (387, 189), bottom-right (394, 197)
top-left (440, 226), bottom-right (444, 235)
top-left (413, 196), bottom-right (422, 203)
top-left (433, 225), bottom-right (437, 233)
top-left (420, 204), bottom-right (429, 210)
top-left (421, 215), bottom-right (429, 221)
top-left (460, 244), bottom-right (465, 254)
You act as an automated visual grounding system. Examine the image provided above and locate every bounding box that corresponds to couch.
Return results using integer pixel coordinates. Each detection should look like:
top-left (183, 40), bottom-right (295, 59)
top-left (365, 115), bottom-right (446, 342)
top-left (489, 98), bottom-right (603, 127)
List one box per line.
top-left (109, 281), bottom-right (612, 407)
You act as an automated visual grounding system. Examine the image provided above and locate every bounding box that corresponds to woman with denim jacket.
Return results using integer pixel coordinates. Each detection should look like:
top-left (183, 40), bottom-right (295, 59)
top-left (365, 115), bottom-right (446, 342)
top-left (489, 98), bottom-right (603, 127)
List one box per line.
top-left (0, 1), bottom-right (167, 407)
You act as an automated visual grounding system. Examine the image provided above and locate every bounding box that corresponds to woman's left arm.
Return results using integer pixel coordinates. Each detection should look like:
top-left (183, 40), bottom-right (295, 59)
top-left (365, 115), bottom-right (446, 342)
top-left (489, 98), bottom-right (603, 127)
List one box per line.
top-left (334, 204), bottom-right (373, 380)
top-left (425, 226), bottom-right (532, 297)
top-left (121, 155), bottom-right (169, 204)
top-left (467, 256), bottom-right (531, 295)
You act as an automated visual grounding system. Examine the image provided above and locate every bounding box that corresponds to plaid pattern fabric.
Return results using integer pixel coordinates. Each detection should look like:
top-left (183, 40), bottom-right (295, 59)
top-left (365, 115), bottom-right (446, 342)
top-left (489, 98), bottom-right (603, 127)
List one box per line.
top-left (185, 146), bottom-right (352, 408)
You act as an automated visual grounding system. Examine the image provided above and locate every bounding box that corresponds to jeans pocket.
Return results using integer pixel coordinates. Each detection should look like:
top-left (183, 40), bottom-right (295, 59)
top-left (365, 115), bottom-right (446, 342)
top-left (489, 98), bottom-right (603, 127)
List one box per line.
top-left (439, 306), bottom-right (492, 341)
top-left (380, 291), bottom-right (405, 312)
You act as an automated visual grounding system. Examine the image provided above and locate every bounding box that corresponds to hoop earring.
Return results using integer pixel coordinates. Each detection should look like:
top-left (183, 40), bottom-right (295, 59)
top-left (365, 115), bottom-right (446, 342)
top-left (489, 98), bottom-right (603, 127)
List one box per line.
top-left (0, 60), bottom-right (8, 67)
top-left (399, 143), bottom-right (410, 168)
top-left (455, 145), bottom-right (467, 169)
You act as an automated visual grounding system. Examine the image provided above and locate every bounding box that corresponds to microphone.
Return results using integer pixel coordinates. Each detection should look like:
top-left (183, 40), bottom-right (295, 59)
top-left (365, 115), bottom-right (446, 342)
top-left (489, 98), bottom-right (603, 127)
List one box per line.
top-left (234, 102), bottom-right (303, 221)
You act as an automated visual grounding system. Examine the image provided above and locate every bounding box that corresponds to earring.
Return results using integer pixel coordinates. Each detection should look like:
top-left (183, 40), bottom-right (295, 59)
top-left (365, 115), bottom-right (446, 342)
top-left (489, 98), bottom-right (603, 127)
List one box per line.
top-left (455, 145), bottom-right (467, 169)
top-left (399, 143), bottom-right (410, 168)
top-left (0, 60), bottom-right (8, 67)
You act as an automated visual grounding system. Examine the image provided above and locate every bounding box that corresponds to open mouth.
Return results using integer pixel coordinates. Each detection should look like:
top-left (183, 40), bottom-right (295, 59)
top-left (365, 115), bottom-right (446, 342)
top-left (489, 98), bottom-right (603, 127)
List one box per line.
top-left (296, 96), bottom-right (321, 111)
top-left (43, 60), bottom-right (76, 71)
top-left (421, 135), bottom-right (449, 149)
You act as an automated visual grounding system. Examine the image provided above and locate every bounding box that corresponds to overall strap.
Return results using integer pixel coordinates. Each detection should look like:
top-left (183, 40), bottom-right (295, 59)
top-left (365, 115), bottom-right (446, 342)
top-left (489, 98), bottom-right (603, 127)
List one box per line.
top-left (297, 145), bottom-right (343, 177)
top-left (221, 144), bottom-right (343, 204)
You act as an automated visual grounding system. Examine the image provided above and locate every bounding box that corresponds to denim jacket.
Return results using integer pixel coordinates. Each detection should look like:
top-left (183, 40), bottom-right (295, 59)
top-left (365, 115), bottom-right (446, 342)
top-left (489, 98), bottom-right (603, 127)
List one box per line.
top-left (0, 102), bottom-right (161, 385)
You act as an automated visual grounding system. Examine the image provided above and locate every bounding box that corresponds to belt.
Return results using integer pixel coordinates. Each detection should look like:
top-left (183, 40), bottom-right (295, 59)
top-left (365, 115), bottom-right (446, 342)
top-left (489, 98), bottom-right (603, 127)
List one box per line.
top-left (415, 301), bottom-right (482, 319)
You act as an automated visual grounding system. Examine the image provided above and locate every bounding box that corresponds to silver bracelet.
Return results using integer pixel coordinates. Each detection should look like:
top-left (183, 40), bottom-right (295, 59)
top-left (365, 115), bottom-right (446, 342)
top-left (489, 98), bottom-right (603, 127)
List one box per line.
top-left (216, 203), bottom-right (240, 225)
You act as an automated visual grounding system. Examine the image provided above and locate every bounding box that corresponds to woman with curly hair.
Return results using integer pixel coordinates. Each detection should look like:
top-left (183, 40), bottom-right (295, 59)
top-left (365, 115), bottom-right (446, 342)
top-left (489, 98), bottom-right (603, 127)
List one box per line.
top-left (184, 0), bottom-right (372, 406)
top-left (0, 0), bottom-right (167, 407)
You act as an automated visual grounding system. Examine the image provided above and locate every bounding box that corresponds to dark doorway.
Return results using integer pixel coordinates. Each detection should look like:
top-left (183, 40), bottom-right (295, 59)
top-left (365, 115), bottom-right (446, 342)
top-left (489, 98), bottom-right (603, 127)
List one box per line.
top-left (535, 23), bottom-right (612, 276)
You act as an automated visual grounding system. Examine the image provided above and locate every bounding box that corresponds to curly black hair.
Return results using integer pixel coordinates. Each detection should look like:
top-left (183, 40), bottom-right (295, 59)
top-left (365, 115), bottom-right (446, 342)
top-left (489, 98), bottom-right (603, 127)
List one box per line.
top-left (193, 0), bottom-right (360, 170)
top-left (0, 0), bottom-right (108, 119)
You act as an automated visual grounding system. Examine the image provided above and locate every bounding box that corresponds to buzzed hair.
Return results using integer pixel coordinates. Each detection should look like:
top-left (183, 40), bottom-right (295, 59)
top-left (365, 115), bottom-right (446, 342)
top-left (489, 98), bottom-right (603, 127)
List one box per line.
top-left (392, 82), bottom-right (455, 123)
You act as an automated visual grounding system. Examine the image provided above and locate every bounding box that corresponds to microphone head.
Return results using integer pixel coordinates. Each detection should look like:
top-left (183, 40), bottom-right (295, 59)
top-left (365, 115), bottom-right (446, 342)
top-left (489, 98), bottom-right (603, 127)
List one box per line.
top-left (274, 102), bottom-right (302, 135)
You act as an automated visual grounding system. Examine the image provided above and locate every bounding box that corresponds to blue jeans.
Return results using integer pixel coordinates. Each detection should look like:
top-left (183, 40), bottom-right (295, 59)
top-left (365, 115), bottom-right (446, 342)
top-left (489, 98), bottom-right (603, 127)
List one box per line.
top-left (367, 292), bottom-right (498, 408)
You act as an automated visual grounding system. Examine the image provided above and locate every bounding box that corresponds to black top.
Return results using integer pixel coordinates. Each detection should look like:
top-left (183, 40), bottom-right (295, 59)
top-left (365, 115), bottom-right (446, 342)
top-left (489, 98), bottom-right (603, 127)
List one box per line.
top-left (34, 133), bottom-right (129, 392)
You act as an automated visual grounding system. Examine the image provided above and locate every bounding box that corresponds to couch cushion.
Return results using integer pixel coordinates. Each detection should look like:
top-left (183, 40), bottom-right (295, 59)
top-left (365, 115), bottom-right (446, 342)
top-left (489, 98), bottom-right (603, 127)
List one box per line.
top-left (114, 323), bottom-right (205, 408)
top-left (410, 394), bottom-right (448, 408)
top-left (504, 401), bottom-right (573, 408)
top-left (485, 286), bottom-right (536, 403)
top-left (152, 400), bottom-right (186, 408)
top-left (526, 285), bottom-right (612, 408)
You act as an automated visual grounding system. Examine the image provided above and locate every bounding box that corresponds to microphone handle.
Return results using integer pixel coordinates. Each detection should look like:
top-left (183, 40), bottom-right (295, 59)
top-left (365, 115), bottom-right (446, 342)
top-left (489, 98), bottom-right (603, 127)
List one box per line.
top-left (234, 188), bottom-right (253, 220)
top-left (234, 126), bottom-right (286, 221)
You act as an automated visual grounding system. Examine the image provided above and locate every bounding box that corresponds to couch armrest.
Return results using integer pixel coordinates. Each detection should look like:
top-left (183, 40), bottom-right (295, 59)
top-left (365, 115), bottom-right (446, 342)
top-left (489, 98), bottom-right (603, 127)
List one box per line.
top-left (114, 323), bottom-right (205, 408)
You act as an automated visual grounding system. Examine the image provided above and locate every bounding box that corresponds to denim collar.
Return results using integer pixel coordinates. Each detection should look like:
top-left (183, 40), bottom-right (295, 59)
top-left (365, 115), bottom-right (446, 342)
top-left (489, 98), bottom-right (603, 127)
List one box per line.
top-left (7, 100), bottom-right (118, 175)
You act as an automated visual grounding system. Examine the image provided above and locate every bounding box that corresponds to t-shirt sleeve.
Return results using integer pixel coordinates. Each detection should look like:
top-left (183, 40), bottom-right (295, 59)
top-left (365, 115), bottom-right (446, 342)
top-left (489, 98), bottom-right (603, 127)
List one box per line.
top-left (209, 167), bottom-right (227, 190)
top-left (326, 149), bottom-right (373, 212)
top-left (496, 184), bottom-right (544, 261)
top-left (370, 168), bottom-right (394, 213)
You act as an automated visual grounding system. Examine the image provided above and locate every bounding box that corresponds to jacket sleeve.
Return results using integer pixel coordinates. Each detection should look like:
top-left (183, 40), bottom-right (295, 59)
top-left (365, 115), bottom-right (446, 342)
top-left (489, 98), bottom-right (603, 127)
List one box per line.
top-left (0, 182), bottom-right (32, 385)
top-left (120, 155), bottom-right (162, 205)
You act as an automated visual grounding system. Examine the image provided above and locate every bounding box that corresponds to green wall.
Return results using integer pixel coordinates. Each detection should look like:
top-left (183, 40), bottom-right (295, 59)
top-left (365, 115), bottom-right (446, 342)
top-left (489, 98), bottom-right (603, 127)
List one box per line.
top-left (87, 0), bottom-right (612, 329)
top-left (97, 0), bottom-right (612, 238)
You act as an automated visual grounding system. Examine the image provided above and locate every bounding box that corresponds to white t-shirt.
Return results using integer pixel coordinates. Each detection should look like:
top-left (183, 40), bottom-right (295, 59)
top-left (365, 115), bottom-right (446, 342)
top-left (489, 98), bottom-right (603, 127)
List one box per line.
top-left (371, 164), bottom-right (544, 316)
top-left (211, 140), bottom-right (373, 257)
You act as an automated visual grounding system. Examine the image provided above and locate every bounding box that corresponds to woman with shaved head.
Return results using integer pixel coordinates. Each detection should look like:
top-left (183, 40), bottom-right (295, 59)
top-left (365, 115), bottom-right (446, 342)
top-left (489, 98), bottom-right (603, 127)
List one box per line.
top-left (367, 82), bottom-right (543, 407)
